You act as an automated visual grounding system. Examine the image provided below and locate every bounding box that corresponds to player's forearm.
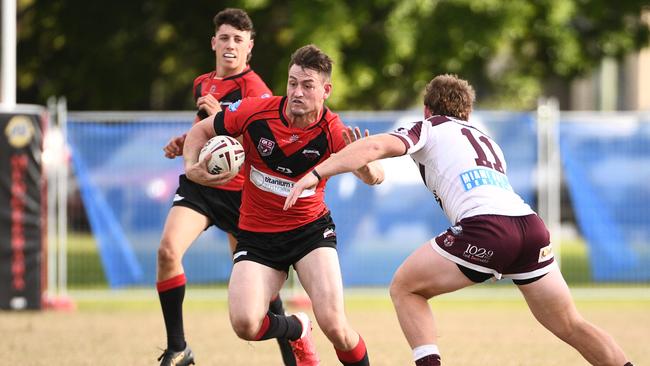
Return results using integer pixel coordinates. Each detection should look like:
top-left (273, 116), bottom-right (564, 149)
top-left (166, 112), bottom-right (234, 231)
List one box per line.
top-left (316, 136), bottom-right (389, 180)
top-left (183, 117), bottom-right (216, 170)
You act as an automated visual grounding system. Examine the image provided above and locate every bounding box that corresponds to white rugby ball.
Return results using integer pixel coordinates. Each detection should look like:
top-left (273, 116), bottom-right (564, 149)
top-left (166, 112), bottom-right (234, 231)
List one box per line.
top-left (198, 135), bottom-right (245, 175)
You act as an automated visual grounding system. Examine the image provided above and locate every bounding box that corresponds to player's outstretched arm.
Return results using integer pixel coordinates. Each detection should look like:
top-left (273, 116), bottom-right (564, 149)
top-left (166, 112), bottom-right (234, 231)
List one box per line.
top-left (284, 133), bottom-right (405, 210)
top-left (343, 126), bottom-right (384, 185)
top-left (183, 114), bottom-right (237, 186)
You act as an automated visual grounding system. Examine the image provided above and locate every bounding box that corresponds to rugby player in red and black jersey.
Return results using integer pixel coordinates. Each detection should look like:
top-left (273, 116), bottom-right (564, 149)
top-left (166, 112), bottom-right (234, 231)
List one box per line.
top-left (156, 9), bottom-right (296, 366)
top-left (183, 45), bottom-right (384, 366)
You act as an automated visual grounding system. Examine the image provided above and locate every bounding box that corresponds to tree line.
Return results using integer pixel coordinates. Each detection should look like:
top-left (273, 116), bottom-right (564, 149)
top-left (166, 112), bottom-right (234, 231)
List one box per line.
top-left (16, 0), bottom-right (650, 111)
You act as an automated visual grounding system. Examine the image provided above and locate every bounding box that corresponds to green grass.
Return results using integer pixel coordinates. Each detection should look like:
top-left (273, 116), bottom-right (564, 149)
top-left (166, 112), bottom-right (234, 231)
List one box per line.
top-left (66, 231), bottom-right (595, 288)
top-left (558, 236), bottom-right (592, 284)
top-left (67, 232), bottom-right (107, 288)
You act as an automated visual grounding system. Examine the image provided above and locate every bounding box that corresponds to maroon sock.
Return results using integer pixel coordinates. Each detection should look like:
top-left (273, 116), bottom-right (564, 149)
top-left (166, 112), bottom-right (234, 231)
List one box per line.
top-left (157, 273), bottom-right (187, 352)
top-left (335, 335), bottom-right (369, 366)
top-left (415, 354), bottom-right (441, 366)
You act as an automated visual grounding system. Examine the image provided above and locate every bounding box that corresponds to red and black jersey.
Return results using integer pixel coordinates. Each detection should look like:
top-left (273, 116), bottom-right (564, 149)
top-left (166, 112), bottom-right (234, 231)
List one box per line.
top-left (213, 96), bottom-right (347, 232)
top-left (192, 67), bottom-right (271, 191)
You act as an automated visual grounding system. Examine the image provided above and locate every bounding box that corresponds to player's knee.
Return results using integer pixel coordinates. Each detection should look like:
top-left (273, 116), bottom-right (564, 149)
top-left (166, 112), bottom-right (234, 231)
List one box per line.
top-left (389, 272), bottom-right (410, 303)
top-left (230, 315), bottom-right (259, 341)
top-left (319, 320), bottom-right (349, 346)
top-left (157, 239), bottom-right (181, 266)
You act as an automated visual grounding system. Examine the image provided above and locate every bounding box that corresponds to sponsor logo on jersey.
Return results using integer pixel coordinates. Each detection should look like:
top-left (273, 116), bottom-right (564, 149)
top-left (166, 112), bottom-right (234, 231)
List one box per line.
top-left (276, 166), bottom-right (293, 174)
top-left (459, 168), bottom-right (512, 191)
top-left (323, 228), bottom-right (336, 238)
top-left (393, 127), bottom-right (409, 135)
top-left (233, 250), bottom-right (248, 260)
top-left (302, 148), bottom-right (321, 160)
top-left (462, 243), bottom-right (494, 264)
top-left (257, 137), bottom-right (275, 156)
top-left (173, 194), bottom-right (184, 202)
top-left (228, 99), bottom-right (242, 112)
top-left (209, 85), bottom-right (217, 93)
top-left (249, 165), bottom-right (315, 197)
top-left (260, 93), bottom-right (271, 99)
top-left (538, 244), bottom-right (554, 263)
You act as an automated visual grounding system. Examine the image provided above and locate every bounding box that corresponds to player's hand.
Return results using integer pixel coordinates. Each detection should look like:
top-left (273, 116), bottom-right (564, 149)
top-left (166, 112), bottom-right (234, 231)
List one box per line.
top-left (163, 134), bottom-right (186, 159)
top-left (186, 154), bottom-right (237, 187)
top-left (284, 172), bottom-right (319, 211)
top-left (196, 94), bottom-right (222, 117)
top-left (344, 126), bottom-right (373, 176)
top-left (343, 126), bottom-right (369, 146)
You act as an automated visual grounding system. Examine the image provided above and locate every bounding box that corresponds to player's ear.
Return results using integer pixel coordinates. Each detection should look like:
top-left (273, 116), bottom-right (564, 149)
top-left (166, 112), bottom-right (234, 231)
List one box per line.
top-left (424, 105), bottom-right (433, 118)
top-left (323, 82), bottom-right (332, 100)
top-left (211, 36), bottom-right (217, 51)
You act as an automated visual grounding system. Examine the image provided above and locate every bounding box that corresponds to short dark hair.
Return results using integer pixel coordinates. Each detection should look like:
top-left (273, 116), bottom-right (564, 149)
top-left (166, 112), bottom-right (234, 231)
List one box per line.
top-left (423, 74), bottom-right (475, 121)
top-left (288, 44), bottom-right (333, 80)
top-left (213, 8), bottom-right (255, 39)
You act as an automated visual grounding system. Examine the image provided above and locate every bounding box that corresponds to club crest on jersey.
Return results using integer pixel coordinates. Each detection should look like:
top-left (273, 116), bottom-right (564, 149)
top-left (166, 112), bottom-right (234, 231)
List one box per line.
top-left (443, 234), bottom-right (455, 247)
top-left (260, 93), bottom-right (271, 99)
top-left (257, 137), bottom-right (275, 156)
top-left (209, 85), bottom-right (217, 93)
top-left (302, 148), bottom-right (321, 160)
top-left (228, 99), bottom-right (242, 112)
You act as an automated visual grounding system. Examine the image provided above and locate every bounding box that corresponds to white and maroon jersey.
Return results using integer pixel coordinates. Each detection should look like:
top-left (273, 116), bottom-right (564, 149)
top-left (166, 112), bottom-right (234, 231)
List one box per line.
top-left (390, 115), bottom-right (534, 224)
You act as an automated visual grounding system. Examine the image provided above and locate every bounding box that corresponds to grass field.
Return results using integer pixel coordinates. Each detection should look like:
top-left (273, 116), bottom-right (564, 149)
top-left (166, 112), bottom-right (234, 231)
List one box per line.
top-left (3, 287), bottom-right (649, 365)
top-left (4, 233), bottom-right (645, 365)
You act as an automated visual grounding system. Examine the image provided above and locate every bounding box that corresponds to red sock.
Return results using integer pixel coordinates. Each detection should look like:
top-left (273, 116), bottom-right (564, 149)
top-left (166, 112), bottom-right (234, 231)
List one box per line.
top-left (157, 273), bottom-right (186, 292)
top-left (336, 335), bottom-right (369, 366)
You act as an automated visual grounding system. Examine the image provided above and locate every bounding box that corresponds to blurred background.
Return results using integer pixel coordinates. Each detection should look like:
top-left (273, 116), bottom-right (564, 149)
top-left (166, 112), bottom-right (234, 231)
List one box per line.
top-left (2, 0), bottom-right (650, 304)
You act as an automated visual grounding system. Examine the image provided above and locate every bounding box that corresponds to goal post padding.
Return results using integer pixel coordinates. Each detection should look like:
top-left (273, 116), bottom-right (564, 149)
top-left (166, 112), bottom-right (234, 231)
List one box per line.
top-left (0, 108), bottom-right (45, 309)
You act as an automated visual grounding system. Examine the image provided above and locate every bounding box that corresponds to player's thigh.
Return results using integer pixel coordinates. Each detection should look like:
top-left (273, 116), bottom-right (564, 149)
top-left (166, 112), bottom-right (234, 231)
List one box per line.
top-left (392, 241), bottom-right (475, 299)
top-left (295, 247), bottom-right (345, 315)
top-left (159, 205), bottom-right (209, 251)
top-left (517, 266), bottom-right (580, 330)
top-left (228, 260), bottom-right (286, 318)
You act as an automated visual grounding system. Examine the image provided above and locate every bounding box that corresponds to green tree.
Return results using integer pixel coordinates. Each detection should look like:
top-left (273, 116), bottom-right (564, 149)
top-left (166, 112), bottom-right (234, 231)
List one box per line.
top-left (16, 0), bottom-right (649, 110)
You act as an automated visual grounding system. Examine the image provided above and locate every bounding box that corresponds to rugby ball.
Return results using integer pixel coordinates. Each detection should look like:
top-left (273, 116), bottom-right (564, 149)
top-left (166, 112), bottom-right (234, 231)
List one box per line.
top-left (198, 135), bottom-right (245, 175)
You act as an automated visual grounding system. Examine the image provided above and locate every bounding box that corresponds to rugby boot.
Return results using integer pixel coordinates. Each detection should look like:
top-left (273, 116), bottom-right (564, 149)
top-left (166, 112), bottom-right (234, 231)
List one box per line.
top-left (157, 344), bottom-right (195, 366)
top-left (288, 312), bottom-right (320, 366)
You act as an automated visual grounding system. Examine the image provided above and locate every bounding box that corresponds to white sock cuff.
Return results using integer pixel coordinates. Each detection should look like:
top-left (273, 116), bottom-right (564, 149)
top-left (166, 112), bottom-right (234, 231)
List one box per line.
top-left (413, 344), bottom-right (440, 361)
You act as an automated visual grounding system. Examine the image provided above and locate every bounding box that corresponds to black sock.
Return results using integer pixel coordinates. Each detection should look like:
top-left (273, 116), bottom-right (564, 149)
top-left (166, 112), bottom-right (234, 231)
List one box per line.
top-left (255, 311), bottom-right (302, 341)
top-left (158, 283), bottom-right (186, 351)
top-left (269, 296), bottom-right (297, 365)
top-left (415, 354), bottom-right (441, 366)
top-left (269, 295), bottom-right (286, 315)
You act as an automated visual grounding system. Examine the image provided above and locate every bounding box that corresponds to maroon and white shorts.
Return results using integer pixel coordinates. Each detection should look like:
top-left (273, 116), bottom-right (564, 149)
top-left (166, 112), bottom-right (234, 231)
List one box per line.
top-left (433, 214), bottom-right (556, 281)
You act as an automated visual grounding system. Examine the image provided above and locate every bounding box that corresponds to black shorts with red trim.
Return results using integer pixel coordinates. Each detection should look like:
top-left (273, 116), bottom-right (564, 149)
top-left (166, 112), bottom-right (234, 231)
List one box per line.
top-left (171, 174), bottom-right (241, 235)
top-left (233, 212), bottom-right (337, 272)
